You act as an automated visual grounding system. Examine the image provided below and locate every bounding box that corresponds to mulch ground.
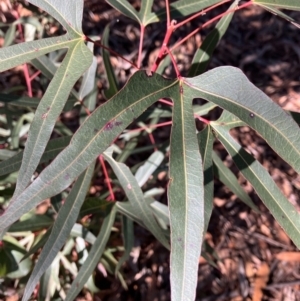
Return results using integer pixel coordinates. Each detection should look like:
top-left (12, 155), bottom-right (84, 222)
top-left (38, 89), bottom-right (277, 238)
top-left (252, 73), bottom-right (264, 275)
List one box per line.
top-left (2, 0), bottom-right (300, 300)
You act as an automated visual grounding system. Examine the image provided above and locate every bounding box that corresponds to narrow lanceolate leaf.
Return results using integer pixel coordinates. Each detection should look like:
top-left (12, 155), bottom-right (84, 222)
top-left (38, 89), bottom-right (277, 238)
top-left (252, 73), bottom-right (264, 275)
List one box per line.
top-left (189, 0), bottom-right (238, 76)
top-left (115, 216), bottom-right (134, 274)
top-left (0, 136), bottom-right (71, 177)
top-left (212, 125), bottom-right (300, 249)
top-left (64, 204), bottom-right (116, 301)
top-left (145, 0), bottom-right (225, 24)
top-left (0, 35), bottom-right (72, 72)
top-left (13, 41), bottom-right (93, 198)
top-left (0, 93), bottom-right (76, 110)
top-left (79, 42), bottom-right (98, 100)
top-left (255, 4), bottom-right (300, 28)
top-left (103, 149), bottom-right (170, 249)
top-left (212, 151), bottom-right (259, 212)
top-left (135, 150), bottom-right (164, 187)
top-left (27, 0), bottom-right (84, 34)
top-left (0, 72), bottom-right (177, 234)
top-left (184, 66), bottom-right (300, 174)
top-left (105, 0), bottom-right (141, 23)
top-left (168, 82), bottom-right (204, 301)
top-left (253, 0), bottom-right (300, 11)
top-left (22, 163), bottom-right (95, 301)
top-left (198, 126), bottom-right (214, 233)
top-left (101, 25), bottom-right (119, 99)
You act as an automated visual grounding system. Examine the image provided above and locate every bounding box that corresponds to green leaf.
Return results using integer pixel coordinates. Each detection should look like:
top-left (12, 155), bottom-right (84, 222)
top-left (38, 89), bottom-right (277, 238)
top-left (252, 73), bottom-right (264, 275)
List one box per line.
top-left (22, 162), bottom-right (95, 301)
top-left (189, 0), bottom-right (238, 76)
top-left (253, 0), bottom-right (300, 11)
top-left (212, 151), bottom-right (259, 211)
top-left (212, 124), bottom-right (300, 249)
top-left (0, 92), bottom-right (77, 111)
top-left (79, 42), bottom-right (98, 100)
top-left (105, 0), bottom-right (141, 23)
top-left (198, 125), bottom-right (214, 233)
top-left (0, 72), bottom-right (177, 234)
top-left (101, 25), bottom-right (119, 99)
top-left (12, 41), bottom-right (93, 197)
top-left (103, 148), bottom-right (170, 249)
top-left (139, 0), bottom-right (154, 23)
top-left (145, 0), bottom-right (225, 24)
top-left (28, 0), bottom-right (84, 34)
top-left (0, 35), bottom-right (73, 73)
top-left (168, 82), bottom-right (204, 301)
top-left (0, 136), bottom-right (71, 177)
top-left (1, 236), bottom-right (32, 279)
top-left (184, 66), bottom-right (300, 174)
top-left (8, 214), bottom-right (53, 232)
top-left (115, 215), bottom-right (134, 275)
top-left (135, 150), bottom-right (164, 186)
top-left (257, 4), bottom-right (300, 28)
top-left (64, 204), bottom-right (116, 301)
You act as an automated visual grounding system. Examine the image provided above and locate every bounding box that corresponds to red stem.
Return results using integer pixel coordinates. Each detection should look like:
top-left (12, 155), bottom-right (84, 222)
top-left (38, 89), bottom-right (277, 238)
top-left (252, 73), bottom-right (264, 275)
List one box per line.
top-left (166, 0), bottom-right (171, 27)
top-left (85, 36), bottom-right (139, 70)
top-left (170, 1), bottom-right (253, 52)
top-left (99, 155), bottom-right (115, 201)
top-left (137, 24), bottom-right (145, 69)
top-left (173, 0), bottom-right (231, 30)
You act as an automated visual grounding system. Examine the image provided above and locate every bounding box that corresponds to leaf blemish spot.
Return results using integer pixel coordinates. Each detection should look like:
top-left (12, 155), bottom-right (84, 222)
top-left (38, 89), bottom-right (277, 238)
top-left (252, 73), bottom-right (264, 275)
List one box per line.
top-left (127, 183), bottom-right (132, 190)
top-left (104, 121), bottom-right (123, 131)
top-left (249, 113), bottom-right (255, 118)
top-left (64, 173), bottom-right (70, 181)
top-left (41, 112), bottom-right (48, 119)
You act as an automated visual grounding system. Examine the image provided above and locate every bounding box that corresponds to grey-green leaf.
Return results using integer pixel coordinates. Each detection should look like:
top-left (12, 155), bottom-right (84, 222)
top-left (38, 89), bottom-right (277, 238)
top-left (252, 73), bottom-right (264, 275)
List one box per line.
top-left (189, 0), bottom-right (238, 76)
top-left (184, 66), bottom-right (300, 174)
top-left (198, 125), bottom-right (214, 233)
top-left (22, 163), bottom-right (95, 301)
top-left (64, 204), bottom-right (116, 301)
top-left (213, 125), bottom-right (300, 249)
top-left (168, 85), bottom-right (204, 301)
top-left (212, 151), bottom-right (259, 211)
top-left (13, 40), bottom-right (93, 198)
top-left (0, 72), bottom-right (177, 234)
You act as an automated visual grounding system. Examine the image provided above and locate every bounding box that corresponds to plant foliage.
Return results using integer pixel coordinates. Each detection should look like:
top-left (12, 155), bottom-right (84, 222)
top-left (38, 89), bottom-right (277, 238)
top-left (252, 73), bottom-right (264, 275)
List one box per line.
top-left (0, 0), bottom-right (300, 300)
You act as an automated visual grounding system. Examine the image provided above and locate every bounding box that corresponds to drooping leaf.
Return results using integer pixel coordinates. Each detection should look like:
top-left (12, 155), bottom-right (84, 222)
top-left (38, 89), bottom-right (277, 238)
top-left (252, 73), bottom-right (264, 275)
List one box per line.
top-left (64, 204), bottom-right (116, 301)
top-left (184, 66), bottom-right (300, 174)
top-left (212, 151), bottom-right (259, 211)
top-left (22, 163), bottom-right (95, 301)
top-left (115, 216), bottom-right (134, 275)
top-left (168, 82), bottom-right (204, 301)
top-left (0, 136), bottom-right (71, 177)
top-left (101, 25), bottom-right (119, 99)
top-left (189, 0), bottom-right (238, 76)
top-left (0, 72), bottom-right (177, 234)
top-left (12, 41), bottom-right (93, 198)
top-left (134, 150), bottom-right (164, 187)
top-left (103, 148), bottom-right (170, 249)
top-left (257, 4), bottom-right (300, 28)
top-left (198, 125), bottom-right (214, 233)
top-left (212, 124), bottom-right (300, 249)
top-left (253, 0), bottom-right (300, 11)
